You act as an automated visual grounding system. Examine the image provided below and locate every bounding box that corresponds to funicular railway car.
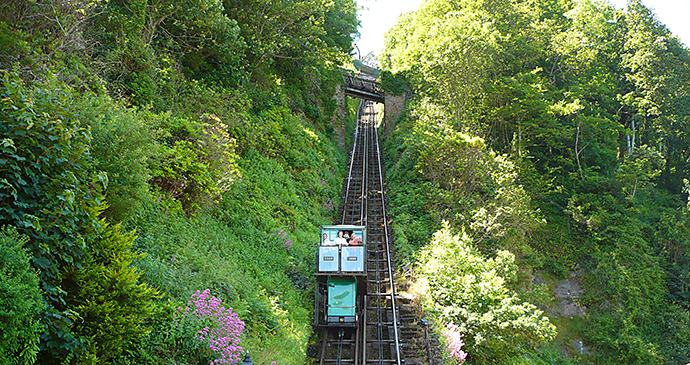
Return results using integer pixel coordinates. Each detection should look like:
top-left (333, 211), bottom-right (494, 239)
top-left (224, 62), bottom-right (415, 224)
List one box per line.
top-left (315, 225), bottom-right (367, 327)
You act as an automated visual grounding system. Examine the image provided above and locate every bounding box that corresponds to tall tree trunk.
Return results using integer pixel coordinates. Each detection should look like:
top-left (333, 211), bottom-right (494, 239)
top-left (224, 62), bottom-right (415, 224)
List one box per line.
top-left (629, 119), bottom-right (636, 155)
top-left (575, 119), bottom-right (584, 180)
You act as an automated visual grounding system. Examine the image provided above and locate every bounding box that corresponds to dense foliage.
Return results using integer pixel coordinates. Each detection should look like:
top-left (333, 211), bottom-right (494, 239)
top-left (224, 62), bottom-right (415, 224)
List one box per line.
top-left (382, 0), bottom-right (690, 363)
top-left (418, 225), bottom-right (556, 364)
top-left (0, 72), bottom-right (157, 363)
top-left (0, 0), bottom-right (358, 363)
top-left (0, 227), bottom-right (44, 365)
top-left (3, 0), bottom-right (688, 363)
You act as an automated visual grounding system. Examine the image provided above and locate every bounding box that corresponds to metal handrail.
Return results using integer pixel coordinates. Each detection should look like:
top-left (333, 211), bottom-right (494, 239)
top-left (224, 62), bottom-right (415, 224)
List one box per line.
top-left (342, 73), bottom-right (384, 95)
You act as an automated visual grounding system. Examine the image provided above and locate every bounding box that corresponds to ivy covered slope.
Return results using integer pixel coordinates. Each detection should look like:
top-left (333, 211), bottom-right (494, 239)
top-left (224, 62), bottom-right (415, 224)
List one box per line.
top-left (380, 0), bottom-right (690, 364)
top-left (0, 0), bottom-right (358, 364)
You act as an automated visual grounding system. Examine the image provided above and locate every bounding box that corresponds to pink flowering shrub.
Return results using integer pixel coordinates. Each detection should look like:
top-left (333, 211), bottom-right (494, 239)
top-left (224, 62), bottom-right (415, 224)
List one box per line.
top-left (180, 289), bottom-right (245, 365)
top-left (274, 228), bottom-right (292, 251)
top-left (442, 323), bottom-right (467, 364)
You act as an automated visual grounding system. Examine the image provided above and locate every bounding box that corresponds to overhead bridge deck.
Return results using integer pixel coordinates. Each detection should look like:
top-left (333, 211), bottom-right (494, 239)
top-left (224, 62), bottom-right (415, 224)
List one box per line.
top-left (342, 73), bottom-right (385, 103)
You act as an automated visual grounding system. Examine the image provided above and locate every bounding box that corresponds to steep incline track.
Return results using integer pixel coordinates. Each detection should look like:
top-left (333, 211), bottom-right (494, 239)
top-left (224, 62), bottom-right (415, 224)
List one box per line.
top-left (318, 101), bottom-right (402, 365)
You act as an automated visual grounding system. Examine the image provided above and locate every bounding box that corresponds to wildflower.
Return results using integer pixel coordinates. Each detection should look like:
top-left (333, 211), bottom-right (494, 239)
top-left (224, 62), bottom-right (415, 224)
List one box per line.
top-left (180, 290), bottom-right (245, 364)
top-left (442, 322), bottom-right (467, 364)
top-left (322, 199), bottom-right (333, 210)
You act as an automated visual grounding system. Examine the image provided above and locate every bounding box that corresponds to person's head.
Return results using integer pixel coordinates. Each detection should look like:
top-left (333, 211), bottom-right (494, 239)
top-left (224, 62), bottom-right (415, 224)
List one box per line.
top-left (338, 231), bottom-right (343, 237)
top-left (323, 233), bottom-right (328, 240)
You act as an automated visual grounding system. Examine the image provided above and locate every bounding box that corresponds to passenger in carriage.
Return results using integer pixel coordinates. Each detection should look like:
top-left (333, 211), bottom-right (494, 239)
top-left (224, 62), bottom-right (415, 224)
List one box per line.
top-left (322, 233), bottom-right (334, 246)
top-left (334, 230), bottom-right (347, 245)
top-left (350, 233), bottom-right (362, 245)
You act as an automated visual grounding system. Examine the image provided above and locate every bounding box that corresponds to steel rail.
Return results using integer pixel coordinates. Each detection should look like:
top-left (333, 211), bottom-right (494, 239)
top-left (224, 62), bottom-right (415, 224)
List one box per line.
top-left (360, 101), bottom-right (369, 228)
top-left (341, 101), bottom-right (362, 225)
top-left (360, 100), bottom-right (401, 365)
top-left (372, 109), bottom-right (402, 365)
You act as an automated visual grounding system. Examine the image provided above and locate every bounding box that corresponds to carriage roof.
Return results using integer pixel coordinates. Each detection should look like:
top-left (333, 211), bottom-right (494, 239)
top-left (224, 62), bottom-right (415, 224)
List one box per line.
top-left (321, 225), bottom-right (366, 230)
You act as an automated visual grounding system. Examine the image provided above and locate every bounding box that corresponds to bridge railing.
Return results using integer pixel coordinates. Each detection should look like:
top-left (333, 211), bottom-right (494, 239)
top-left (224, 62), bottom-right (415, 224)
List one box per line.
top-left (342, 73), bottom-right (384, 97)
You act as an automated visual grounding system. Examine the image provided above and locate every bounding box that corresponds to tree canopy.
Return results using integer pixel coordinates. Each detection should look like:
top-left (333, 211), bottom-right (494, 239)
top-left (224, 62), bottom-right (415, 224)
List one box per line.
top-left (382, 0), bottom-right (690, 363)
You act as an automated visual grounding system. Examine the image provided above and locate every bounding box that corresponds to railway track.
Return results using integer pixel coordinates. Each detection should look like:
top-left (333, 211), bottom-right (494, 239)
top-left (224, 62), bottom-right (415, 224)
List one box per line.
top-left (318, 100), bottom-right (403, 365)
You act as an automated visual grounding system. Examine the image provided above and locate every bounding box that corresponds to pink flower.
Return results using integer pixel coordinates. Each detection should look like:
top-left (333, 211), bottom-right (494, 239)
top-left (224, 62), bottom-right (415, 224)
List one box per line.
top-left (442, 323), bottom-right (467, 363)
top-left (179, 290), bottom-right (246, 364)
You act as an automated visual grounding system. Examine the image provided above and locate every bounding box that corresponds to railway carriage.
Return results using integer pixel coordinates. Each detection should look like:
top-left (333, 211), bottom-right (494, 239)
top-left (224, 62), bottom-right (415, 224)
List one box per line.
top-left (314, 225), bottom-right (367, 327)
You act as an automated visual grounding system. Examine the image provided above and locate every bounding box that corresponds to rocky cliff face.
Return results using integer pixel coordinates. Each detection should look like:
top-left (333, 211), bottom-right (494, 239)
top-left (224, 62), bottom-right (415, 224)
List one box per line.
top-left (383, 93), bottom-right (405, 140)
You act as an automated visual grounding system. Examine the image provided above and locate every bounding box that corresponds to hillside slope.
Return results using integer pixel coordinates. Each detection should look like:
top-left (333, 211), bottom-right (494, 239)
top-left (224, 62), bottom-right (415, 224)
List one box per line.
top-left (380, 0), bottom-right (690, 364)
top-left (0, 0), bottom-right (358, 363)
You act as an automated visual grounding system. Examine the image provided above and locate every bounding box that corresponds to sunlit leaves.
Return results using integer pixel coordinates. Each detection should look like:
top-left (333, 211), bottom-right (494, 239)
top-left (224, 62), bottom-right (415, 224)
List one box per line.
top-left (382, 0), bottom-right (502, 128)
top-left (382, 0), bottom-right (690, 363)
top-left (615, 144), bottom-right (664, 199)
top-left (417, 225), bottom-right (556, 363)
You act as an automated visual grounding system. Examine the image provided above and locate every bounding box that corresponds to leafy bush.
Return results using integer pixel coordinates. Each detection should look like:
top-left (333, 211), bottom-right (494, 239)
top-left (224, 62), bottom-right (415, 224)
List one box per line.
top-left (417, 224), bottom-right (556, 364)
top-left (73, 95), bottom-right (160, 222)
top-left (152, 113), bottom-right (239, 212)
top-left (0, 70), bottom-right (101, 357)
top-left (0, 226), bottom-right (44, 365)
top-left (0, 71), bottom-right (157, 362)
top-left (62, 221), bottom-right (158, 364)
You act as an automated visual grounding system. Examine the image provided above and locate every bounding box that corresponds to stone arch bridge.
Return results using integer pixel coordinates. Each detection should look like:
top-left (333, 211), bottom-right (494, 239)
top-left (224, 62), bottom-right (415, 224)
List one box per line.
top-left (335, 71), bottom-right (405, 142)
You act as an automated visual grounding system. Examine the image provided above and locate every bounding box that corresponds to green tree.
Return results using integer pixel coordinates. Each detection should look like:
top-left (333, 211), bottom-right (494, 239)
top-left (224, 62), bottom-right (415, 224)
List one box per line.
top-left (381, 0), bottom-right (690, 363)
top-left (0, 72), bottom-right (156, 363)
top-left (62, 221), bottom-right (158, 364)
top-left (417, 224), bottom-right (556, 364)
top-left (73, 95), bottom-right (160, 222)
top-left (619, 0), bottom-right (690, 193)
top-left (615, 145), bottom-right (664, 199)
